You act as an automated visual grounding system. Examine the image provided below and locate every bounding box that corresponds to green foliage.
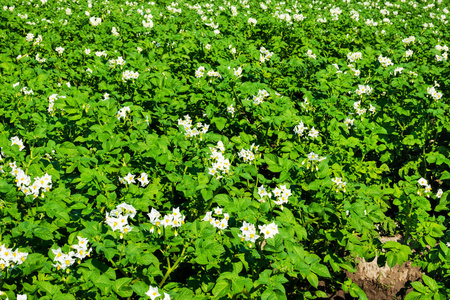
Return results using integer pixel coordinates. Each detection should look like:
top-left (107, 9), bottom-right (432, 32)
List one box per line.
top-left (0, 0), bottom-right (450, 299)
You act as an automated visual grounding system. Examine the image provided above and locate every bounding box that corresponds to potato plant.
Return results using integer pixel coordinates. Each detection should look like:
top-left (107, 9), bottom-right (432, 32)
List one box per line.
top-left (0, 0), bottom-right (449, 299)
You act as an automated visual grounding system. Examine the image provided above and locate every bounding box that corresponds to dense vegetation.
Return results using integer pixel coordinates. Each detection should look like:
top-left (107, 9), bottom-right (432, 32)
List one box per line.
top-left (0, 0), bottom-right (449, 298)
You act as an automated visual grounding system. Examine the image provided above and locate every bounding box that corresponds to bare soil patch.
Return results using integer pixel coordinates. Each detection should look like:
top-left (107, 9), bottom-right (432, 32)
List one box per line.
top-left (322, 235), bottom-right (422, 299)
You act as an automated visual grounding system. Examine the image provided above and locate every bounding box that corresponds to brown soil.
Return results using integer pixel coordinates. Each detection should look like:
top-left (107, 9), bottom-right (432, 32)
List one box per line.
top-left (323, 235), bottom-right (422, 299)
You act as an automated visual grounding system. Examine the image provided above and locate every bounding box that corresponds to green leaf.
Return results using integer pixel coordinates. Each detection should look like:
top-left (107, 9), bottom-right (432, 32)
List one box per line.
top-left (307, 272), bottom-right (319, 288)
top-left (212, 280), bottom-right (230, 299)
top-left (311, 263), bottom-right (331, 278)
top-left (53, 293), bottom-right (76, 300)
top-left (113, 277), bottom-right (133, 297)
top-left (36, 281), bottom-right (58, 295)
top-left (34, 227), bottom-right (53, 240)
top-left (93, 275), bottom-right (112, 295)
top-left (404, 291), bottom-right (422, 300)
top-left (261, 288), bottom-right (287, 300)
top-left (422, 274), bottom-right (438, 292)
top-left (213, 117), bottom-right (227, 131)
top-left (132, 281), bottom-right (149, 297)
top-left (0, 179), bottom-right (13, 193)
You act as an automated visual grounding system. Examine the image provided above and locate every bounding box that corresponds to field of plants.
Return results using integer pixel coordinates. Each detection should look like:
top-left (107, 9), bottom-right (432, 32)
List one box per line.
top-left (0, 0), bottom-right (449, 298)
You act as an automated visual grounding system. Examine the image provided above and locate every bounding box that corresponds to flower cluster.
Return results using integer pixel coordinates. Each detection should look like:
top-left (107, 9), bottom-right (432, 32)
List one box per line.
top-left (89, 16), bottom-right (101, 26)
top-left (26, 33), bottom-right (43, 45)
top-left (195, 66), bottom-right (205, 78)
top-left (331, 177), bottom-right (347, 192)
top-left (293, 13), bottom-right (306, 21)
top-left (227, 104), bottom-right (235, 116)
top-left (402, 36), bottom-right (415, 44)
top-left (206, 69), bottom-right (222, 80)
top-left (10, 136), bottom-right (25, 151)
top-left (146, 286), bottom-right (170, 300)
top-left (111, 27), bottom-right (119, 37)
top-left (143, 17), bottom-right (154, 28)
top-left (293, 121), bottom-right (319, 139)
top-left (33, 34), bottom-right (43, 46)
top-left (306, 49), bottom-right (316, 60)
top-left (55, 47), bottom-right (64, 55)
top-left (208, 141), bottom-right (231, 178)
top-left (353, 100), bottom-right (375, 116)
top-left (203, 207), bottom-right (229, 230)
top-left (272, 185), bottom-right (292, 207)
top-left (21, 86), bottom-right (34, 96)
top-left (347, 64), bottom-right (360, 76)
top-left (26, 33), bottom-right (34, 42)
top-left (435, 44), bottom-right (448, 61)
top-left (238, 222), bottom-right (259, 243)
top-left (248, 18), bottom-right (257, 26)
top-left (259, 47), bottom-right (273, 63)
top-left (257, 184), bottom-right (292, 207)
top-left (233, 67), bottom-right (243, 78)
top-left (426, 86), bottom-right (443, 101)
top-left (378, 55), bottom-right (394, 67)
top-left (148, 207), bottom-right (185, 236)
top-left (394, 67), bottom-right (404, 76)
top-left (417, 177), bottom-right (434, 197)
top-left (95, 51), bottom-right (107, 57)
top-left (119, 172), bottom-right (149, 187)
top-left (0, 244), bottom-right (28, 271)
top-left (36, 53), bottom-right (46, 63)
top-left (344, 117), bottom-right (355, 129)
top-left (109, 56), bottom-right (125, 68)
top-left (238, 221), bottom-right (279, 244)
top-left (11, 164), bottom-right (53, 198)
top-left (121, 70), bottom-right (139, 82)
top-left (405, 49), bottom-right (413, 58)
top-left (177, 115), bottom-right (209, 139)
top-left (355, 84), bottom-right (373, 96)
top-left (238, 143), bottom-right (259, 163)
top-left (347, 52), bottom-right (362, 62)
top-left (251, 89), bottom-right (269, 105)
top-left (117, 106), bottom-right (130, 121)
top-left (105, 203), bottom-right (136, 236)
top-left (52, 237), bottom-right (92, 271)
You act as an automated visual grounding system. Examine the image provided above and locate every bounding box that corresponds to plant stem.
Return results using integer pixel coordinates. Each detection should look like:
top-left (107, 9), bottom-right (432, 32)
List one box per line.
top-left (159, 243), bottom-right (189, 288)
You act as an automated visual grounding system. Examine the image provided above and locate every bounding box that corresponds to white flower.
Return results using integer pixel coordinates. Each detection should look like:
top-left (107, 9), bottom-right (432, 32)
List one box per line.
top-left (11, 136), bottom-right (25, 151)
top-left (55, 47), bottom-right (64, 55)
top-left (137, 172), bottom-right (149, 187)
top-left (436, 189), bottom-right (443, 198)
top-left (121, 172), bottom-right (135, 184)
top-left (258, 222), bottom-right (279, 239)
top-left (25, 33), bottom-right (34, 42)
top-left (227, 104), bottom-right (235, 116)
top-left (238, 221), bottom-right (259, 243)
top-left (89, 16), bottom-right (102, 26)
top-left (146, 286), bottom-right (160, 300)
top-left (257, 185), bottom-right (271, 202)
top-left (308, 127), bottom-right (319, 139)
top-left (418, 178), bottom-right (428, 186)
top-left (248, 18), bottom-right (257, 26)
